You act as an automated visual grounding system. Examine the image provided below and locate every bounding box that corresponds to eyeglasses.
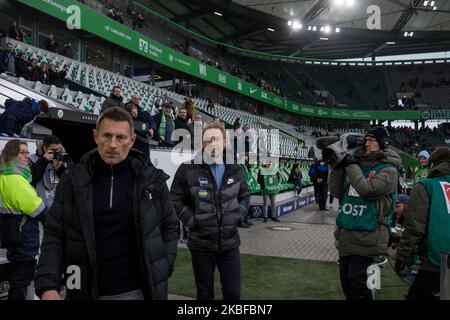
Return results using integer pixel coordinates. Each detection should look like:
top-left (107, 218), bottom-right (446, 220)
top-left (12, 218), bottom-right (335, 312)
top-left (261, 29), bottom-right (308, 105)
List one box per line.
top-left (19, 151), bottom-right (30, 155)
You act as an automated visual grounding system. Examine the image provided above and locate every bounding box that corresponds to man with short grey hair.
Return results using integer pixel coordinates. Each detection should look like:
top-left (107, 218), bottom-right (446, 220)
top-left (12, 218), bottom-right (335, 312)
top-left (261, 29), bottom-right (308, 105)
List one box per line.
top-left (35, 107), bottom-right (178, 300)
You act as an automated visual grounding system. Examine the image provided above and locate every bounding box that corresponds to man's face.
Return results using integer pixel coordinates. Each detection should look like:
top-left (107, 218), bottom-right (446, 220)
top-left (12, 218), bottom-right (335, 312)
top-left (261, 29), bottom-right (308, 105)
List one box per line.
top-left (163, 106), bottom-right (171, 116)
top-left (129, 106), bottom-right (138, 119)
top-left (203, 128), bottom-right (225, 160)
top-left (395, 203), bottom-right (406, 218)
top-left (93, 119), bottom-right (136, 165)
top-left (419, 156), bottom-right (427, 167)
top-left (179, 109), bottom-right (187, 120)
top-left (5, 44), bottom-right (13, 53)
top-left (195, 114), bottom-right (202, 122)
top-left (31, 60), bottom-right (37, 67)
top-left (365, 137), bottom-right (381, 153)
top-left (17, 144), bottom-right (29, 166)
top-left (112, 88), bottom-right (121, 98)
top-left (131, 95), bottom-right (140, 105)
top-left (243, 125), bottom-right (250, 132)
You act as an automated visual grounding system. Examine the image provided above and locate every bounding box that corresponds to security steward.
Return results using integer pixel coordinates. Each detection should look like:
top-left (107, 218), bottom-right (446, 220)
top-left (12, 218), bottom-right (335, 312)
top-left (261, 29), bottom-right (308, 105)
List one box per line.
top-left (395, 146), bottom-right (450, 300)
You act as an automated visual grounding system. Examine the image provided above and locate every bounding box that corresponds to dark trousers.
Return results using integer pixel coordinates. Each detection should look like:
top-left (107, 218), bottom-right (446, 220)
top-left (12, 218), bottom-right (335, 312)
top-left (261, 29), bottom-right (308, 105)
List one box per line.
top-left (317, 182), bottom-right (328, 210)
top-left (339, 255), bottom-right (373, 300)
top-left (8, 259), bottom-right (36, 300)
top-left (190, 247), bottom-right (241, 300)
top-left (313, 183), bottom-right (319, 203)
top-left (406, 269), bottom-right (440, 300)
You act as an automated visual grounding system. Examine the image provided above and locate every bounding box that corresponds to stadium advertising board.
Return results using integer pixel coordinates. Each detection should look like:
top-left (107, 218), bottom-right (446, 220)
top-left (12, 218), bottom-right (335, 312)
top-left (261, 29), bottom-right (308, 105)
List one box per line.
top-left (421, 110), bottom-right (450, 120)
top-left (19, 0), bottom-right (422, 121)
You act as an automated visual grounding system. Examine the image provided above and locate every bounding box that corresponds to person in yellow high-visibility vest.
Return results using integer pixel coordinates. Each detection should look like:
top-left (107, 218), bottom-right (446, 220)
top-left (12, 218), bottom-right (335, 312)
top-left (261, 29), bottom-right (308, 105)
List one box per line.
top-left (0, 139), bottom-right (46, 300)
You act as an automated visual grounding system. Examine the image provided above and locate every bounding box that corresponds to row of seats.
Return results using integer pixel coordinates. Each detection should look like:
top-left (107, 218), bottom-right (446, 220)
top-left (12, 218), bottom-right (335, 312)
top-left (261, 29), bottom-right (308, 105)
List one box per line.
top-left (12, 40), bottom-right (166, 115)
top-left (7, 39), bottom-right (318, 161)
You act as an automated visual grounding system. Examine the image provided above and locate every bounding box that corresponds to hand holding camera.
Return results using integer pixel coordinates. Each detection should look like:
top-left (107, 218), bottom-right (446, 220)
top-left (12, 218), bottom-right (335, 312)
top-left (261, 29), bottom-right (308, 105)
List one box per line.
top-left (316, 133), bottom-right (365, 168)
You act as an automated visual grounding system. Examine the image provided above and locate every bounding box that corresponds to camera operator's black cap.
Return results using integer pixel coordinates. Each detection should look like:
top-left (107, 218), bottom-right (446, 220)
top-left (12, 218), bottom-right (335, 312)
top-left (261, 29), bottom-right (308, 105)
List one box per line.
top-left (365, 126), bottom-right (390, 149)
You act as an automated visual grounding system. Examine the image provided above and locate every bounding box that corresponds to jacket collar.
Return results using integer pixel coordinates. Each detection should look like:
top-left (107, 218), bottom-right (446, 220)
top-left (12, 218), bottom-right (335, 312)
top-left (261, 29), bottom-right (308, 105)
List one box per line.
top-left (75, 149), bottom-right (168, 187)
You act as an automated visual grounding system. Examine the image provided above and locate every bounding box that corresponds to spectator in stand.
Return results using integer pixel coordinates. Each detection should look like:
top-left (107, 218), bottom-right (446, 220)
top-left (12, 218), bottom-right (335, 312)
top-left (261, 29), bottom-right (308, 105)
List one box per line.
top-left (8, 21), bottom-right (21, 41)
top-left (207, 98), bottom-right (215, 109)
top-left (0, 42), bottom-right (16, 75)
top-left (20, 28), bottom-right (31, 44)
top-left (28, 58), bottom-right (39, 82)
top-left (101, 86), bottom-right (125, 112)
top-left (44, 34), bottom-right (58, 53)
top-left (61, 42), bottom-right (73, 59)
top-left (126, 94), bottom-right (155, 139)
top-left (131, 11), bottom-right (138, 30)
top-left (137, 14), bottom-right (145, 31)
top-left (154, 103), bottom-right (175, 148)
top-left (37, 62), bottom-right (49, 84)
top-left (174, 108), bottom-right (189, 132)
top-left (15, 52), bottom-right (30, 80)
top-left (0, 98), bottom-right (49, 137)
top-left (48, 64), bottom-right (67, 87)
top-left (182, 97), bottom-right (195, 121)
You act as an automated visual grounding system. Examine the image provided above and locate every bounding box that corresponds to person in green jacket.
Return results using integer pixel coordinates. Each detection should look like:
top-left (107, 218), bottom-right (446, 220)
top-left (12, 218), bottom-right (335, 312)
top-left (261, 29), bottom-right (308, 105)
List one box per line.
top-left (329, 126), bottom-right (400, 300)
top-left (257, 160), bottom-right (280, 223)
top-left (0, 139), bottom-right (46, 300)
top-left (395, 146), bottom-right (450, 300)
top-left (413, 150), bottom-right (430, 185)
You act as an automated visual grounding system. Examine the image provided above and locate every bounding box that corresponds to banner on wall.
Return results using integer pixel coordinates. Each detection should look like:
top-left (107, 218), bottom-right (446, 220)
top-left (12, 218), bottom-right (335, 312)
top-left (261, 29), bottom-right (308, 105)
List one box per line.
top-left (19, 0), bottom-right (423, 121)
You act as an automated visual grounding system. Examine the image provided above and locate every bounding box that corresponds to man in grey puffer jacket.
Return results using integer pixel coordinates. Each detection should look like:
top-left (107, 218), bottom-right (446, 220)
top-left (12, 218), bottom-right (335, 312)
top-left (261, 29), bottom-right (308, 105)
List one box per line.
top-left (329, 126), bottom-right (401, 300)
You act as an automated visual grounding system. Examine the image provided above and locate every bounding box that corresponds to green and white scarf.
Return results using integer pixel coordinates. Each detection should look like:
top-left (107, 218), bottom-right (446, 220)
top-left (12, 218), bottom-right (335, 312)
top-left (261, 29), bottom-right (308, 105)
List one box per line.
top-left (0, 163), bottom-right (32, 183)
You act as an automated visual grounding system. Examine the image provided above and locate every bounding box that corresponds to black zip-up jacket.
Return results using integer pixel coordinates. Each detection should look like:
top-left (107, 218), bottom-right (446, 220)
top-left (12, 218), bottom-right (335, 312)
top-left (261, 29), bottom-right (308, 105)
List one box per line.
top-left (170, 154), bottom-right (250, 252)
top-left (34, 149), bottom-right (178, 300)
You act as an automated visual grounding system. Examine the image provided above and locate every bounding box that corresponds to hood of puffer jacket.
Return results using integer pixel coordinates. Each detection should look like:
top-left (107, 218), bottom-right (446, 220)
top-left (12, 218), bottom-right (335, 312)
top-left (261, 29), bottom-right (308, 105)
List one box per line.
top-left (428, 160), bottom-right (450, 179)
top-left (354, 147), bottom-right (402, 168)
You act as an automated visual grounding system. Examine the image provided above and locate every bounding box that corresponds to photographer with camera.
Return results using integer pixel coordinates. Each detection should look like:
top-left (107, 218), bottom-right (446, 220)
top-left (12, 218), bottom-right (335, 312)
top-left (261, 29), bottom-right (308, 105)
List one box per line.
top-left (325, 127), bottom-right (401, 300)
top-left (29, 135), bottom-right (68, 208)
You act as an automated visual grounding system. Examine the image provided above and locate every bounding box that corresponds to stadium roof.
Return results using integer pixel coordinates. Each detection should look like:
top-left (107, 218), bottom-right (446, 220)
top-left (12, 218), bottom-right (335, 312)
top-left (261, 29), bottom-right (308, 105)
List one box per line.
top-left (138, 0), bottom-right (450, 59)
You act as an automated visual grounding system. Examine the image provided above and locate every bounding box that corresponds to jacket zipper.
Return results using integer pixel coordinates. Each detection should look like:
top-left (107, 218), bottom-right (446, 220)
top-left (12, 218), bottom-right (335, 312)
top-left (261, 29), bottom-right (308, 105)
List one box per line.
top-left (110, 166), bottom-right (114, 208)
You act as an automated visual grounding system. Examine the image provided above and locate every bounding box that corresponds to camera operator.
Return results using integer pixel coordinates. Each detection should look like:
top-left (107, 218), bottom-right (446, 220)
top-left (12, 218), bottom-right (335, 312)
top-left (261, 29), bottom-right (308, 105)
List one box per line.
top-left (29, 135), bottom-right (68, 208)
top-left (328, 127), bottom-right (401, 300)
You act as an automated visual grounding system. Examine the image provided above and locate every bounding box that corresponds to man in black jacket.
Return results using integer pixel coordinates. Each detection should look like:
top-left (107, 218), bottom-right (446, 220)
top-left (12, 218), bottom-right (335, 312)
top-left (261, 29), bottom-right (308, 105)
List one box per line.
top-left (101, 86), bottom-right (125, 112)
top-left (15, 52), bottom-right (30, 79)
top-left (170, 122), bottom-right (250, 300)
top-left (0, 42), bottom-right (15, 75)
top-left (35, 107), bottom-right (178, 300)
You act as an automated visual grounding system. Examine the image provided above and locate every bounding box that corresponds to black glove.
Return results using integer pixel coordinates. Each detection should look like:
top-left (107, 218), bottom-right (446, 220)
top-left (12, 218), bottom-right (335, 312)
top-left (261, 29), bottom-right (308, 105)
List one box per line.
top-left (335, 154), bottom-right (355, 169)
top-left (394, 260), bottom-right (405, 276)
